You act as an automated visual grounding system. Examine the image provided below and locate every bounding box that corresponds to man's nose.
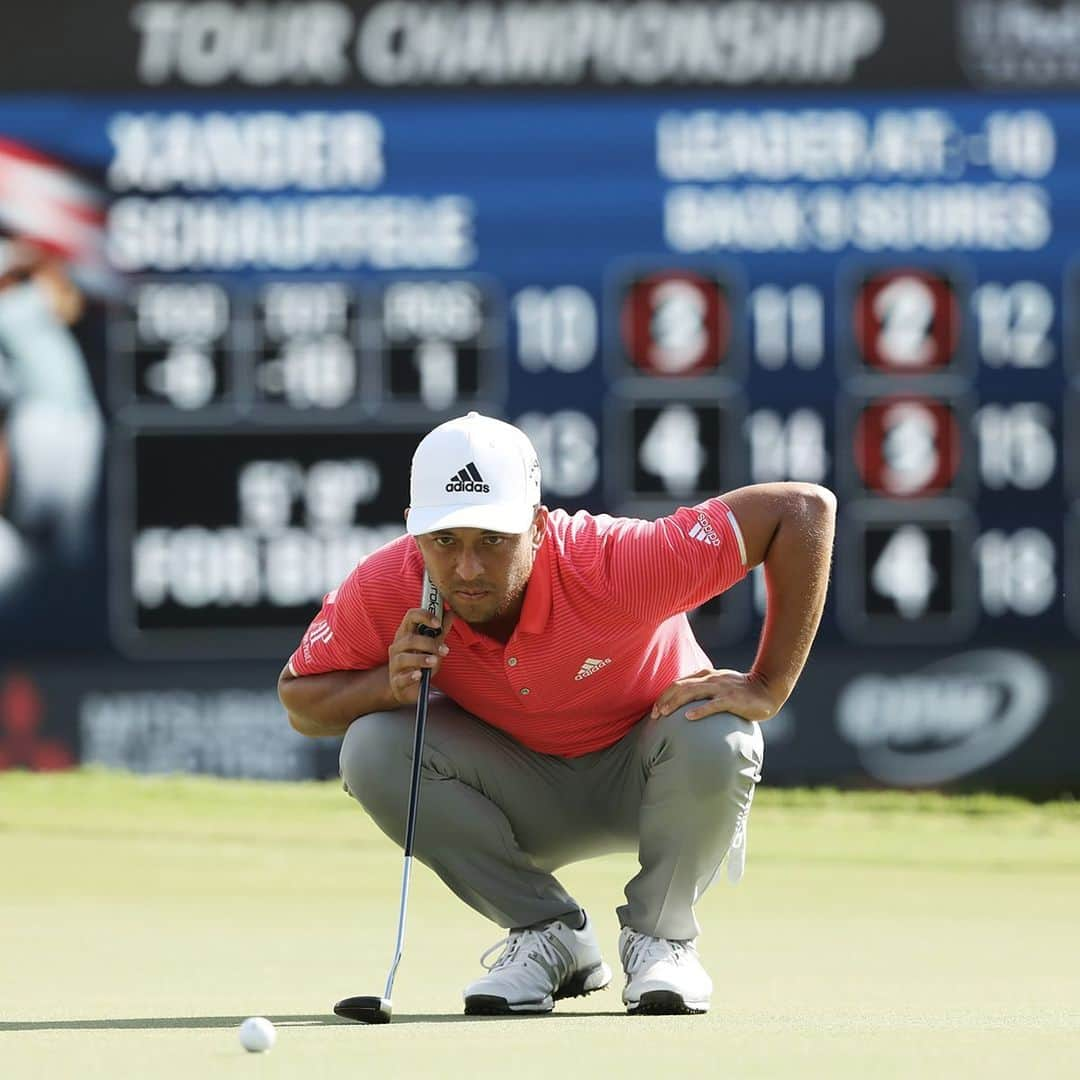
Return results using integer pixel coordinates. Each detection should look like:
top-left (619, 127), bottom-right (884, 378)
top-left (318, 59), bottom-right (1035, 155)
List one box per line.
top-left (455, 548), bottom-right (483, 581)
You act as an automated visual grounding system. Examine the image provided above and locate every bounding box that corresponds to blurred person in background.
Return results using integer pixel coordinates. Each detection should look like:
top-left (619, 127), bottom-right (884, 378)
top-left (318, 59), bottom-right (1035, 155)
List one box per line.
top-left (0, 139), bottom-right (108, 596)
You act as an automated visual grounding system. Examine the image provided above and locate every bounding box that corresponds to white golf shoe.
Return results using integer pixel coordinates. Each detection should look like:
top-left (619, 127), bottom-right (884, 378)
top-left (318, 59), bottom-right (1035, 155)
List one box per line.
top-left (619, 927), bottom-right (712, 1015)
top-left (463, 913), bottom-right (612, 1015)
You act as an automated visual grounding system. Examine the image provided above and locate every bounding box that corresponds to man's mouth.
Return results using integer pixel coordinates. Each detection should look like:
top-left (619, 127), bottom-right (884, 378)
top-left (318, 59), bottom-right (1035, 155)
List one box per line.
top-left (453, 588), bottom-right (491, 601)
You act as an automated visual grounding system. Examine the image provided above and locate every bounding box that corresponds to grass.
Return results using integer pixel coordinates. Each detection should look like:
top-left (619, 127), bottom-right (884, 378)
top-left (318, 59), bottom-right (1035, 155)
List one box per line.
top-left (1, 771), bottom-right (1078, 1079)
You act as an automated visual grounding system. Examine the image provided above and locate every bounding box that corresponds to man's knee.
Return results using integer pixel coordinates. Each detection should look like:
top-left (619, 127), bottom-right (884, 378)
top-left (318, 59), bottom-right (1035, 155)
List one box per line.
top-left (340, 710), bottom-right (412, 810)
top-left (656, 702), bottom-right (764, 794)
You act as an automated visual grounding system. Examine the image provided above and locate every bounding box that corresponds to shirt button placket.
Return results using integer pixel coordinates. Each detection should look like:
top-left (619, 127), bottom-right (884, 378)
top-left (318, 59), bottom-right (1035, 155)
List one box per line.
top-left (506, 654), bottom-right (528, 701)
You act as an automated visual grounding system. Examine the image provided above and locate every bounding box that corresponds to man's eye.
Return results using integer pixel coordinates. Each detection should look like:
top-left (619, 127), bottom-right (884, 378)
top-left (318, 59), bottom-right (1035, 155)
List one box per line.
top-left (434, 537), bottom-right (455, 547)
top-left (483, 536), bottom-right (503, 545)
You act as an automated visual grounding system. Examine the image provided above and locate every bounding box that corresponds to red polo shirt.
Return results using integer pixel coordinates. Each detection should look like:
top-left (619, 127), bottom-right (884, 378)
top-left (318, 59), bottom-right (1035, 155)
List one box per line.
top-left (289, 499), bottom-right (748, 757)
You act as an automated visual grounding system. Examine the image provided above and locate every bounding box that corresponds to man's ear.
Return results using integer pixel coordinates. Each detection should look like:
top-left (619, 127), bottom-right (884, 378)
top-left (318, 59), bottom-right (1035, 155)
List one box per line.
top-left (532, 505), bottom-right (548, 548)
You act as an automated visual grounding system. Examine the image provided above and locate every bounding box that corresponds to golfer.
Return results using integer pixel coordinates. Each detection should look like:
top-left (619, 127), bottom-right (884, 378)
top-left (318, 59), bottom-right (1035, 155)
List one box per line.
top-left (279, 412), bottom-right (836, 1016)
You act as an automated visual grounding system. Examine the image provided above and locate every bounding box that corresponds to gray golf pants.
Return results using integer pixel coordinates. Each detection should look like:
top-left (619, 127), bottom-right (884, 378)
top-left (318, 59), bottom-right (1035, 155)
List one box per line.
top-left (339, 695), bottom-right (764, 942)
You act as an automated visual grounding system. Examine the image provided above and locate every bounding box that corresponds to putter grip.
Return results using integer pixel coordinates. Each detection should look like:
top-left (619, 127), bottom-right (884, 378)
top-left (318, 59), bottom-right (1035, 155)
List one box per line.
top-left (417, 572), bottom-right (443, 637)
top-left (402, 572), bottom-right (441, 865)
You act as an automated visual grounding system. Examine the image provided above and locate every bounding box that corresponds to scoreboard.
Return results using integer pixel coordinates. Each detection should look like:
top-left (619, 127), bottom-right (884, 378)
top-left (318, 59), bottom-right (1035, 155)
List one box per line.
top-left (2, 0), bottom-right (1079, 788)
top-left (45, 98), bottom-right (1066, 662)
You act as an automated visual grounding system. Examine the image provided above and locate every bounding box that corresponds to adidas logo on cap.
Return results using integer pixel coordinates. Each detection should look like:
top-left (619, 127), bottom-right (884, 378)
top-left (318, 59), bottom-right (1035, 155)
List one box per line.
top-left (445, 461), bottom-right (490, 493)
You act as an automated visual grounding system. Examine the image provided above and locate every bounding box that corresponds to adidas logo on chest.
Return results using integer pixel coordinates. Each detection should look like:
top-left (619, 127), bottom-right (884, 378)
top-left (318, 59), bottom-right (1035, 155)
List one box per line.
top-left (574, 657), bottom-right (612, 681)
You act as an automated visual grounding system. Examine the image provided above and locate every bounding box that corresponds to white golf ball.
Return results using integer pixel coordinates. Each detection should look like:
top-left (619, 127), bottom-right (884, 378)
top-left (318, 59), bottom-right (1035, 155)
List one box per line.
top-left (238, 1016), bottom-right (276, 1053)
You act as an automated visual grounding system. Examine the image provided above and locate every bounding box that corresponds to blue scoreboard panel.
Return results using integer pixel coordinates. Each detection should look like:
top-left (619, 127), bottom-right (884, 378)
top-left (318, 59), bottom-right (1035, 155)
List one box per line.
top-left (20, 97), bottom-right (1059, 660)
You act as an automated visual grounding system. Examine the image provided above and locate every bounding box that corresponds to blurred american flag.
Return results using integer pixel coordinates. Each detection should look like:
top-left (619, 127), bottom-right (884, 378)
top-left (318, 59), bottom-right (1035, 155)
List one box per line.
top-left (0, 137), bottom-right (114, 294)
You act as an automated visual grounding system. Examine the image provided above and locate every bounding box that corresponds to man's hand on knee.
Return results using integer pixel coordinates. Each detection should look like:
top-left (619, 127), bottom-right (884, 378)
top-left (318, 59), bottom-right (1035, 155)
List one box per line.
top-left (650, 668), bottom-right (777, 724)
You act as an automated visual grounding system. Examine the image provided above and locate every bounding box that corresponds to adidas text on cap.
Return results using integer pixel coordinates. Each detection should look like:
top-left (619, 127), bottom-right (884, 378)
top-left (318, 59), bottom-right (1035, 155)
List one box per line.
top-left (406, 412), bottom-right (542, 536)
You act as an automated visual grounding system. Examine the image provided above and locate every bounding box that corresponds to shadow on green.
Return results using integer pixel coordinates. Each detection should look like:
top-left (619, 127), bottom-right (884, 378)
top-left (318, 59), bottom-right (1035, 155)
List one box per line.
top-left (0, 1010), bottom-right (627, 1031)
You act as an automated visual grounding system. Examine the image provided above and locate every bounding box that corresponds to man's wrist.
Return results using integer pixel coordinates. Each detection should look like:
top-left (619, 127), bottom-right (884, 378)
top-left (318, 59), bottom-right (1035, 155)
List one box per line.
top-left (747, 669), bottom-right (789, 715)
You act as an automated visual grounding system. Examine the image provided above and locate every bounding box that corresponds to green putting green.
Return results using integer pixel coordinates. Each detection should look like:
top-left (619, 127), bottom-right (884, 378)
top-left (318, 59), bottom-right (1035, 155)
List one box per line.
top-left (2, 771), bottom-right (1078, 1079)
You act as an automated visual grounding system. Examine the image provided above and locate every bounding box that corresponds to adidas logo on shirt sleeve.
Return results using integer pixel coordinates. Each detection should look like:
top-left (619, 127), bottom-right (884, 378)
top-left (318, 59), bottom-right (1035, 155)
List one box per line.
top-left (300, 618), bottom-right (334, 665)
top-left (688, 514), bottom-right (722, 547)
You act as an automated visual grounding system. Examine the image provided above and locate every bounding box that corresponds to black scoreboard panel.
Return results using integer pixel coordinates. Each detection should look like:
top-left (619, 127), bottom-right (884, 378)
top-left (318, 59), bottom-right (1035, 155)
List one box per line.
top-left (107, 273), bottom-right (510, 653)
top-left (116, 428), bottom-right (420, 653)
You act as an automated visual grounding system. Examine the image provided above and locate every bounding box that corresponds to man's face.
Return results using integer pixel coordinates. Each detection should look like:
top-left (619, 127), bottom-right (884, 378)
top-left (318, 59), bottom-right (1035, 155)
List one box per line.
top-left (415, 509), bottom-right (545, 625)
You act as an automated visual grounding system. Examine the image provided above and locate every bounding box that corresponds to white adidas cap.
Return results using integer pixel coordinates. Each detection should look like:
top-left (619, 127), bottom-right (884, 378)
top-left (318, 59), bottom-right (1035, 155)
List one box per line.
top-left (406, 412), bottom-right (542, 536)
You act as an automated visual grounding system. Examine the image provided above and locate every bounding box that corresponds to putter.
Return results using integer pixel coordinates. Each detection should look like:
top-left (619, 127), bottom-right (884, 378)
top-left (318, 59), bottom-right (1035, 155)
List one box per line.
top-left (334, 572), bottom-right (444, 1025)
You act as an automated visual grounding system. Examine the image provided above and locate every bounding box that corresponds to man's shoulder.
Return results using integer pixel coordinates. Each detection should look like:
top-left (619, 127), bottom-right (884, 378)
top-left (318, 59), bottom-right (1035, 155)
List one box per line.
top-left (344, 532), bottom-right (422, 595)
top-left (545, 507), bottom-right (640, 566)
top-left (547, 506), bottom-right (644, 542)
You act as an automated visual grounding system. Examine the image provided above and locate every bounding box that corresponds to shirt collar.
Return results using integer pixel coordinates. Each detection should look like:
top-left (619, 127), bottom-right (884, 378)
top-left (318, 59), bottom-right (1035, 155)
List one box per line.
top-left (448, 616), bottom-right (493, 649)
top-left (517, 536), bottom-right (552, 635)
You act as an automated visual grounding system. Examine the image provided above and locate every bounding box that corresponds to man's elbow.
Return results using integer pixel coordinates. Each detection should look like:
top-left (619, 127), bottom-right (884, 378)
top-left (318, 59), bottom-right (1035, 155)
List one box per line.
top-left (277, 668), bottom-right (309, 736)
top-left (284, 703), bottom-right (318, 739)
top-left (277, 665), bottom-right (293, 707)
top-left (287, 712), bottom-right (316, 737)
top-left (778, 484), bottom-right (836, 546)
top-left (798, 484), bottom-right (837, 521)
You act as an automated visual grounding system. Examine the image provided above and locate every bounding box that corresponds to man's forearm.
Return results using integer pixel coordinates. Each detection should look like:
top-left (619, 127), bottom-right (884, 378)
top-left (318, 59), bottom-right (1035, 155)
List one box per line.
top-left (750, 487), bottom-right (836, 711)
top-left (278, 664), bottom-right (399, 738)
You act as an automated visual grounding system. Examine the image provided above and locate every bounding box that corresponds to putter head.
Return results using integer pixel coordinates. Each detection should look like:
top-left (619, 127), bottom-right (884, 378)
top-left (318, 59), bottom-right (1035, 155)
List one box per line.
top-left (333, 995), bottom-right (392, 1024)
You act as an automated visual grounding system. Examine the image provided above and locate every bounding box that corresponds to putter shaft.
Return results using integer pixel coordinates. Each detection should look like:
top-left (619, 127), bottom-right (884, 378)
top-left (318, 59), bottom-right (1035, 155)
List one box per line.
top-left (382, 662), bottom-right (431, 1001)
top-left (335, 575), bottom-right (441, 1021)
top-left (372, 574), bottom-right (442, 1013)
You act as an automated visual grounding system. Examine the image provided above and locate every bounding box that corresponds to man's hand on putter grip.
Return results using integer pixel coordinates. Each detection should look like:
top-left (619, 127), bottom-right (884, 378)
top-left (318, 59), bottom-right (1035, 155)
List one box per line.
top-left (387, 606), bottom-right (455, 705)
top-left (651, 668), bottom-right (777, 724)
